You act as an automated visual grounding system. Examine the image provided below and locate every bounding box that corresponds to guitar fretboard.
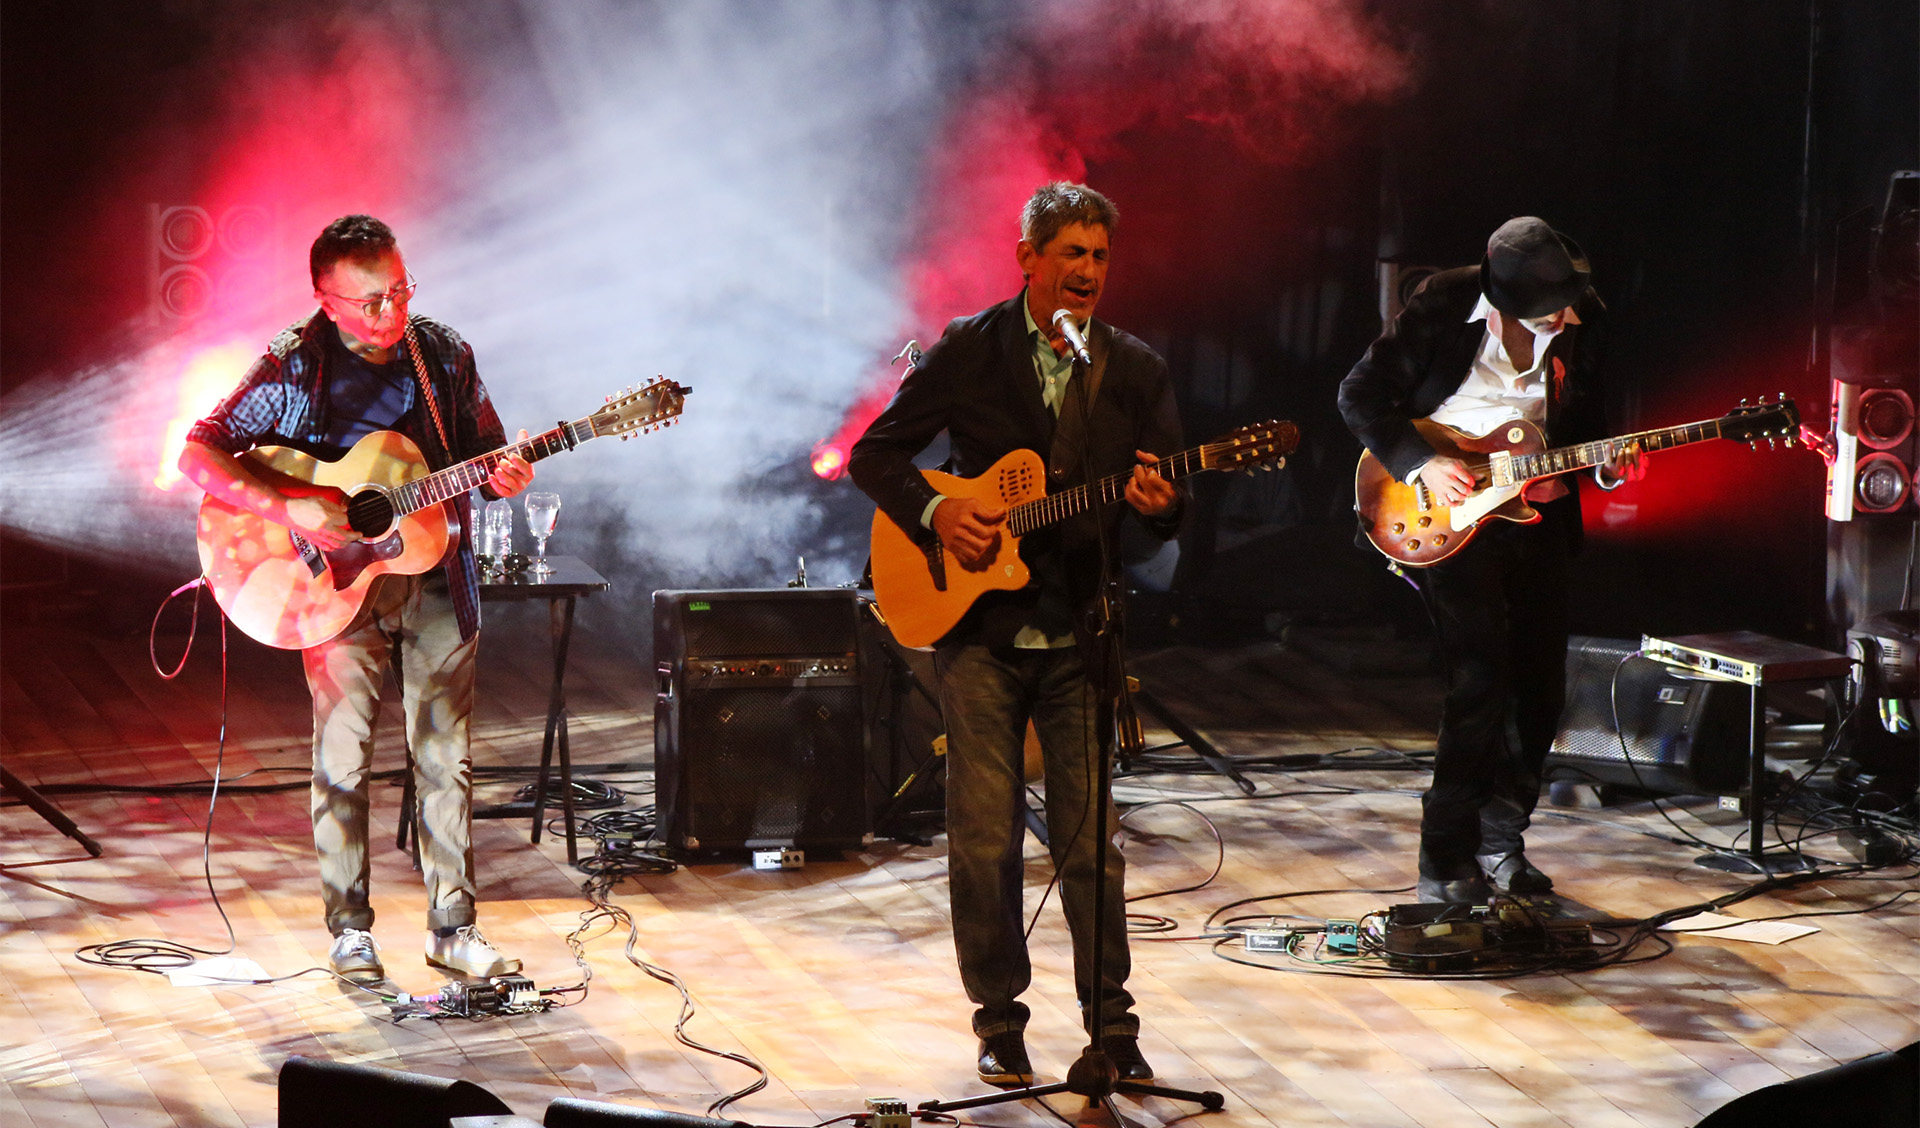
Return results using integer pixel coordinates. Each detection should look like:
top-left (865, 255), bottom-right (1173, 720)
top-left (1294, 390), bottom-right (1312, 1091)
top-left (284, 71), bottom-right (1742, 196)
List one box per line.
top-left (1508, 420), bottom-right (1724, 482)
top-left (1003, 444), bottom-right (1213, 538)
top-left (390, 420), bottom-right (590, 516)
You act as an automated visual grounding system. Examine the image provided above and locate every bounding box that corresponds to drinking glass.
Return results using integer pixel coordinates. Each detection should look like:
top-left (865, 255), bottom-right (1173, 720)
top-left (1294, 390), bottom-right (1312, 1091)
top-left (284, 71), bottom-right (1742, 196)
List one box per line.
top-left (482, 499), bottom-right (514, 570)
top-left (524, 492), bottom-right (561, 576)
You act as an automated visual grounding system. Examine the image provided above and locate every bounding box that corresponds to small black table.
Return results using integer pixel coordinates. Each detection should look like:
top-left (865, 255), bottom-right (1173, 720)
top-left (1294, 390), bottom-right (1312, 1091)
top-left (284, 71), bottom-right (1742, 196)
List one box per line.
top-left (475, 555), bottom-right (610, 862)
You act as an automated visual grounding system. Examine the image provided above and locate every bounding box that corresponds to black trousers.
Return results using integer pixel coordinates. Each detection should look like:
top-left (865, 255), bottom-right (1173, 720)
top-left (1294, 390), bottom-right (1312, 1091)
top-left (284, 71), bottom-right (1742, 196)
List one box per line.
top-left (1411, 510), bottom-right (1573, 879)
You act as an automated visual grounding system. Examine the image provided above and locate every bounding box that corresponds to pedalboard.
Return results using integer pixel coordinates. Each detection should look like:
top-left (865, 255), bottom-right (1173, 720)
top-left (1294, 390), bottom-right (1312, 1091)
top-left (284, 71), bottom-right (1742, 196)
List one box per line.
top-left (1379, 901), bottom-right (1592, 971)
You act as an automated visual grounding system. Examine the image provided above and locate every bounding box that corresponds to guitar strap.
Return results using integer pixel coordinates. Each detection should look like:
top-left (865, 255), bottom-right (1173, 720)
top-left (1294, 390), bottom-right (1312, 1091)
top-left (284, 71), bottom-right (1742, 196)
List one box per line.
top-left (1047, 320), bottom-right (1111, 482)
top-left (399, 317), bottom-right (469, 575)
top-left (401, 317), bottom-right (453, 461)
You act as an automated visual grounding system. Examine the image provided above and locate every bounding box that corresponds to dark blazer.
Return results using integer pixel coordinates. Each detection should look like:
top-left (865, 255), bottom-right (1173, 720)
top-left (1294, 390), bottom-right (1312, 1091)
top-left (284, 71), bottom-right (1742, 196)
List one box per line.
top-left (1337, 266), bottom-right (1610, 547)
top-left (849, 292), bottom-right (1184, 646)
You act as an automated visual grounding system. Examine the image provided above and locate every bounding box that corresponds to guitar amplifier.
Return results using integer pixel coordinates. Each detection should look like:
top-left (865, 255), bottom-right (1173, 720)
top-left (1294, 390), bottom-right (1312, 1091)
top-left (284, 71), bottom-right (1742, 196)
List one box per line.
top-left (653, 589), bottom-right (871, 854)
top-left (1545, 636), bottom-right (1749, 795)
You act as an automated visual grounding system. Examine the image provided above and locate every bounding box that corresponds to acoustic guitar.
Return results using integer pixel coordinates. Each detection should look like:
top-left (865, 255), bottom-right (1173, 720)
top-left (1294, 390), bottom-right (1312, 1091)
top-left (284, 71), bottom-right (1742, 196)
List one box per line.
top-left (196, 377), bottom-right (688, 648)
top-left (869, 421), bottom-right (1299, 648)
top-left (1354, 397), bottom-right (1799, 567)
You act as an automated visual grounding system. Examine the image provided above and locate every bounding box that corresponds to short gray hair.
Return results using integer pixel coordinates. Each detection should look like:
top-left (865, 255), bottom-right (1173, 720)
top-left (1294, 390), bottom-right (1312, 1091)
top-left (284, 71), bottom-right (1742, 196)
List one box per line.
top-left (1020, 182), bottom-right (1118, 253)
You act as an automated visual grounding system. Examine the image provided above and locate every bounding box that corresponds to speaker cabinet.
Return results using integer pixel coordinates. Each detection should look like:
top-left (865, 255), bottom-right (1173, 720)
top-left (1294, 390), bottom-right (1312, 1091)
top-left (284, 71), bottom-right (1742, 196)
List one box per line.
top-left (653, 589), bottom-right (870, 853)
top-left (1829, 326), bottom-right (1919, 520)
top-left (278, 1055), bottom-right (511, 1128)
top-left (545, 1098), bottom-right (751, 1128)
top-left (1545, 636), bottom-right (1749, 795)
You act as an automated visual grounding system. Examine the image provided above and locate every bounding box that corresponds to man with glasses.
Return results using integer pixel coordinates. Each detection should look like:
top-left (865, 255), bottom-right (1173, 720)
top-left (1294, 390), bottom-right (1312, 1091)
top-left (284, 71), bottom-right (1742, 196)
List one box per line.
top-left (179, 214), bottom-right (534, 983)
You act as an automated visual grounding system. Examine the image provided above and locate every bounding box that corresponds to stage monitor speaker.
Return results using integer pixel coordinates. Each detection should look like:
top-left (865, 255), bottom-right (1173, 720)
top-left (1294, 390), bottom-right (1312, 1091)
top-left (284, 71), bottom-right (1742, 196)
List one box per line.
top-left (1545, 636), bottom-right (1749, 795)
top-left (278, 1055), bottom-right (513, 1128)
top-left (653, 589), bottom-right (870, 853)
top-left (1693, 1041), bottom-right (1917, 1128)
top-left (544, 1098), bottom-right (751, 1128)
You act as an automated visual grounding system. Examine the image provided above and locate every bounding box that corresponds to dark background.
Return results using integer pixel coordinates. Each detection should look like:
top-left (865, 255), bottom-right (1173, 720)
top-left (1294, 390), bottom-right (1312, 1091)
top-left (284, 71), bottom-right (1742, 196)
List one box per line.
top-left (4, 0), bottom-right (1916, 654)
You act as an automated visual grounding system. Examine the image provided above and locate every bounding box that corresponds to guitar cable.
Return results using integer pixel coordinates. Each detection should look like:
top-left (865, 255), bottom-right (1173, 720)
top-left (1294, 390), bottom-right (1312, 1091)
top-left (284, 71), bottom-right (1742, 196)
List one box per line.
top-left (78, 574), bottom-right (251, 976)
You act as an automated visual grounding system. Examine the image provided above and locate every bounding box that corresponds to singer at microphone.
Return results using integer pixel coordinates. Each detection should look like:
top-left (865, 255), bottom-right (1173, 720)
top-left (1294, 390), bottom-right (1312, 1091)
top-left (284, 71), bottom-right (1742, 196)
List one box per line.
top-left (1052, 308), bottom-right (1093, 366)
top-left (846, 183), bottom-right (1185, 1087)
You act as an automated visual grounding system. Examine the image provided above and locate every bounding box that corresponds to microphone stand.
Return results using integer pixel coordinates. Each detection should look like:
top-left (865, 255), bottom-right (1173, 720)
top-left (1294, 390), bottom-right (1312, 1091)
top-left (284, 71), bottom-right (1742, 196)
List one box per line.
top-left (916, 334), bottom-right (1224, 1125)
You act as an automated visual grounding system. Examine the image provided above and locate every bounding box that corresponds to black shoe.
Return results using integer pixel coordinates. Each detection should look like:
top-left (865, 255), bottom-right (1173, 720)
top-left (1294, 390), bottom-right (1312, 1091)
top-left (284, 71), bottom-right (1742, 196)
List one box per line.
top-left (1477, 850), bottom-right (1554, 894)
top-left (977, 1031), bottom-right (1034, 1086)
top-left (1416, 875), bottom-right (1492, 904)
top-left (1101, 1035), bottom-right (1154, 1081)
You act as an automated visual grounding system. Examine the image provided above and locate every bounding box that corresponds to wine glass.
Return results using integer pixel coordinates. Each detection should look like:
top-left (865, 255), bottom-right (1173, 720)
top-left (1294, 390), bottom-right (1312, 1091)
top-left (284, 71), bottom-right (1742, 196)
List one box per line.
top-left (524, 492), bottom-right (561, 576)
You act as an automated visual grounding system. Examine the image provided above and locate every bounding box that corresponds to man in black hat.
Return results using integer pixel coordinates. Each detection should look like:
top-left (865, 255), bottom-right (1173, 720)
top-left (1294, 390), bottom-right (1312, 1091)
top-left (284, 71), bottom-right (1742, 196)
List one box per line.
top-left (1338, 216), bottom-right (1646, 903)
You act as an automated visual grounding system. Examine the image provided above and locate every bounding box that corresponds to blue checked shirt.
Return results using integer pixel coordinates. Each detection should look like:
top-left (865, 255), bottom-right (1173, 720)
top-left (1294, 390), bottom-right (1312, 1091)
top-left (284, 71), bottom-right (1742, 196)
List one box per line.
top-left (187, 310), bottom-right (507, 642)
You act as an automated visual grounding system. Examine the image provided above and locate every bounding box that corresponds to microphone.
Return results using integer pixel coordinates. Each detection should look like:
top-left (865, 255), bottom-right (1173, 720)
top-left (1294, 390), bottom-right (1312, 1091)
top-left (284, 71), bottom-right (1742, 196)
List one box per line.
top-left (1052, 309), bottom-right (1093, 366)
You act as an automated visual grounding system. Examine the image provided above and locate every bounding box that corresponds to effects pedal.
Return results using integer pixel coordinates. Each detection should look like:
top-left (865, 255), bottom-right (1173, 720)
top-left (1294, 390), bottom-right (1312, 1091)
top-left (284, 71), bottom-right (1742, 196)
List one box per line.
top-left (865, 1097), bottom-right (909, 1128)
top-left (752, 846), bottom-right (805, 870)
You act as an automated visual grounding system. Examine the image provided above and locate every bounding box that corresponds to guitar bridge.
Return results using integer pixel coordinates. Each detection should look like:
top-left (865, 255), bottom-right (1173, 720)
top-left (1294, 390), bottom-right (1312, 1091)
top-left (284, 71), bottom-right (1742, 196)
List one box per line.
top-left (290, 532), bottom-right (327, 579)
top-left (923, 539), bottom-right (948, 592)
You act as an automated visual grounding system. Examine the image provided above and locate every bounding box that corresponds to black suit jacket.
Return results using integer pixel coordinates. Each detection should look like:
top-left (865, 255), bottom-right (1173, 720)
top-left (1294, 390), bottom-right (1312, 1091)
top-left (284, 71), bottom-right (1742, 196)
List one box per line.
top-left (849, 292), bottom-right (1185, 646)
top-left (1337, 266), bottom-right (1610, 548)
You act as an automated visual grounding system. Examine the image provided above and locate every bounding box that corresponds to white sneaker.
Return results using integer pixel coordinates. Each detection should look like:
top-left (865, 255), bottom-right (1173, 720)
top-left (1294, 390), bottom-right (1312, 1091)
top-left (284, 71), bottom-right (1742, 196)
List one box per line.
top-left (328, 928), bottom-right (384, 982)
top-left (425, 925), bottom-right (521, 977)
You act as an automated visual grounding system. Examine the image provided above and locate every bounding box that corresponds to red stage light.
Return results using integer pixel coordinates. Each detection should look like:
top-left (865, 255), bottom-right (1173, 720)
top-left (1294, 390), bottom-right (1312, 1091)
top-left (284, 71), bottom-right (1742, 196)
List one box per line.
top-left (811, 442), bottom-right (847, 480)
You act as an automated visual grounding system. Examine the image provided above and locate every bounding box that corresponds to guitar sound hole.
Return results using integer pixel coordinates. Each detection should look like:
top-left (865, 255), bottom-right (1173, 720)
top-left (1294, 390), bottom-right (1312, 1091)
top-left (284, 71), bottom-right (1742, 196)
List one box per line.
top-left (346, 491), bottom-right (395, 537)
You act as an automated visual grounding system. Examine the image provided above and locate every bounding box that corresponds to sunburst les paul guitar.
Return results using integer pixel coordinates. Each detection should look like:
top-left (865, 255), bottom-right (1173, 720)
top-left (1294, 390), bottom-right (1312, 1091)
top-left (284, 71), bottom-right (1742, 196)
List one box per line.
top-left (1355, 397), bottom-right (1799, 568)
top-left (197, 377), bottom-right (689, 649)
top-left (869, 421), bottom-right (1300, 648)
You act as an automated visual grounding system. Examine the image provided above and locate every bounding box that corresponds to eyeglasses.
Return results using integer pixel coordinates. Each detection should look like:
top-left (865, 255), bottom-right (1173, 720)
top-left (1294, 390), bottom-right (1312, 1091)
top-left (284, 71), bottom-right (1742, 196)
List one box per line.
top-left (323, 274), bottom-right (417, 318)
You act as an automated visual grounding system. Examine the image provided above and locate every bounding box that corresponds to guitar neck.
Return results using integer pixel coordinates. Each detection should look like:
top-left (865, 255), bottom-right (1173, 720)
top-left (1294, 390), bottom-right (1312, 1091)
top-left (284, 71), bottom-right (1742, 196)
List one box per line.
top-left (1511, 418), bottom-right (1728, 482)
top-left (389, 418), bottom-right (592, 516)
top-left (1005, 444), bottom-right (1211, 537)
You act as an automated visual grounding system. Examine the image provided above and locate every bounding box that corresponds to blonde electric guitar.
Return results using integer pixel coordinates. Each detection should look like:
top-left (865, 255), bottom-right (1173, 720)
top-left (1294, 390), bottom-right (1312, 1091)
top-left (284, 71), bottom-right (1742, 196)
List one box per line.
top-left (197, 378), bottom-right (688, 649)
top-left (869, 421), bottom-right (1299, 648)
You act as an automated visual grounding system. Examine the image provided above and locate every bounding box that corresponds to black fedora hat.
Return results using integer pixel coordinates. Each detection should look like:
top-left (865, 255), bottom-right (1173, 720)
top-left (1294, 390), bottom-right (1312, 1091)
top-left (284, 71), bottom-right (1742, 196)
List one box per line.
top-left (1479, 217), bottom-right (1590, 319)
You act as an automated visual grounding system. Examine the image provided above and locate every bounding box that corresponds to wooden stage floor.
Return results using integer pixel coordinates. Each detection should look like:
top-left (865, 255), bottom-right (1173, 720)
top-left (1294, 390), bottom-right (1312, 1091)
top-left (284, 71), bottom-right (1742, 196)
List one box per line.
top-left (3, 603), bottom-right (1916, 1128)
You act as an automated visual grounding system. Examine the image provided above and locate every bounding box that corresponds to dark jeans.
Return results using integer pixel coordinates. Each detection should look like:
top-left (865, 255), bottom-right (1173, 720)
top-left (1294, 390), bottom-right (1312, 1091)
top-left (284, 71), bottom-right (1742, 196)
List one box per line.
top-left (1413, 517), bottom-right (1571, 879)
top-left (933, 642), bottom-right (1137, 1039)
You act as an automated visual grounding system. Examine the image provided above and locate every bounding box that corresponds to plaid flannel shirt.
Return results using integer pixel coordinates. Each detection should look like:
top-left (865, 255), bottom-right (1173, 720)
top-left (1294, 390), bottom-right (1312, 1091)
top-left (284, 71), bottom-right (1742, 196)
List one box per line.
top-left (187, 310), bottom-right (507, 642)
